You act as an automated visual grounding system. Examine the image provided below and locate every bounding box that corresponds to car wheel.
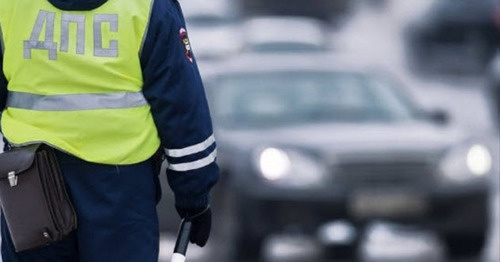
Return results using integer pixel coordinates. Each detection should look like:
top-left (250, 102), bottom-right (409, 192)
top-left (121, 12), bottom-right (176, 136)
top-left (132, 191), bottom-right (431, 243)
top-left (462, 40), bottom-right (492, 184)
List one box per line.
top-left (443, 233), bottom-right (486, 259)
top-left (233, 231), bottom-right (265, 261)
top-left (231, 196), bottom-right (267, 261)
top-left (218, 183), bottom-right (266, 261)
top-left (323, 243), bottom-right (359, 260)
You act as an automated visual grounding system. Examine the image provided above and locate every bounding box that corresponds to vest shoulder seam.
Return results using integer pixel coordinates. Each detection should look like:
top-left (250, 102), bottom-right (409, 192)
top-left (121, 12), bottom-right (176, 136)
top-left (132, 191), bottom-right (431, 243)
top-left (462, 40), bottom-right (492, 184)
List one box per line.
top-left (139, 0), bottom-right (155, 58)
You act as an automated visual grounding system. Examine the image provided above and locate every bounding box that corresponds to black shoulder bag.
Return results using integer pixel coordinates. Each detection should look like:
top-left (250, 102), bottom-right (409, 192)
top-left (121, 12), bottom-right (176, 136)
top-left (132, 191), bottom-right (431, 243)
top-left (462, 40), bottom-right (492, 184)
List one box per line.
top-left (0, 144), bottom-right (77, 252)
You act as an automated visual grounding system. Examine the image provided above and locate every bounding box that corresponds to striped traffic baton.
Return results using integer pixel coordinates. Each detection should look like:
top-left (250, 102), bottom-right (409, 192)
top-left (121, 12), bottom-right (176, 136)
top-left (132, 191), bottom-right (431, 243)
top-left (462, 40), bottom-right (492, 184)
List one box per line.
top-left (171, 219), bottom-right (192, 262)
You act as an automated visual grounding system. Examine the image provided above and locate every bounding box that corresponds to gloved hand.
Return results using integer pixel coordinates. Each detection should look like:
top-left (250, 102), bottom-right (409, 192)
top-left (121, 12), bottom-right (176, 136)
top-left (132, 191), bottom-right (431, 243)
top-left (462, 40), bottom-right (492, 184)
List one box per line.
top-left (176, 206), bottom-right (212, 247)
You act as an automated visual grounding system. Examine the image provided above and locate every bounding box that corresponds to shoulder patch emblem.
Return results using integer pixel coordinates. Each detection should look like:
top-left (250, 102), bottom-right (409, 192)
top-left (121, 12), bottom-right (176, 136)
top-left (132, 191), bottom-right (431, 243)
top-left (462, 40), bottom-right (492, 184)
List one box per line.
top-left (179, 28), bottom-right (193, 63)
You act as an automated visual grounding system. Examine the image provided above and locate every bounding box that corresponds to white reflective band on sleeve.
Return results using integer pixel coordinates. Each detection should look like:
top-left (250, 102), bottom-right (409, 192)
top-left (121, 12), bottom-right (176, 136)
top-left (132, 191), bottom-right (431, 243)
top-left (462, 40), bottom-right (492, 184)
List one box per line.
top-left (165, 135), bottom-right (216, 158)
top-left (168, 149), bottom-right (217, 172)
top-left (7, 91), bottom-right (148, 111)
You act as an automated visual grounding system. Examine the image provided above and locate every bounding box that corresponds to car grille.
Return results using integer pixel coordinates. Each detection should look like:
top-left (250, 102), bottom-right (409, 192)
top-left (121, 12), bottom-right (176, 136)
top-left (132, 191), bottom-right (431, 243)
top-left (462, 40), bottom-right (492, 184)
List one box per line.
top-left (336, 161), bottom-right (435, 187)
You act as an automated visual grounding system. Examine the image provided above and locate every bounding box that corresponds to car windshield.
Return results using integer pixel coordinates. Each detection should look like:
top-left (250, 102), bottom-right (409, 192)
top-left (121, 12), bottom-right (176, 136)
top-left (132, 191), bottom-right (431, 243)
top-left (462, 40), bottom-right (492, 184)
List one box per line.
top-left (211, 71), bottom-right (418, 128)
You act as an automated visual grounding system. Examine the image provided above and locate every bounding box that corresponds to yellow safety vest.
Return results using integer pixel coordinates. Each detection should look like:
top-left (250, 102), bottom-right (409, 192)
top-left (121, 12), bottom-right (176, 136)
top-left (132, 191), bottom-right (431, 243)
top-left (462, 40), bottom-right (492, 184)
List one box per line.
top-left (0, 0), bottom-right (161, 165)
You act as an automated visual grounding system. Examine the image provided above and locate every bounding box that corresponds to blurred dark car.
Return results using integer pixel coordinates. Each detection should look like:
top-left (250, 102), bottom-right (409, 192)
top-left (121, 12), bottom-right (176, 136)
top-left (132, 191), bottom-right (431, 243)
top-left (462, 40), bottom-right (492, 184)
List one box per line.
top-left (489, 51), bottom-right (500, 125)
top-left (207, 54), bottom-right (495, 260)
top-left (406, 0), bottom-right (500, 74)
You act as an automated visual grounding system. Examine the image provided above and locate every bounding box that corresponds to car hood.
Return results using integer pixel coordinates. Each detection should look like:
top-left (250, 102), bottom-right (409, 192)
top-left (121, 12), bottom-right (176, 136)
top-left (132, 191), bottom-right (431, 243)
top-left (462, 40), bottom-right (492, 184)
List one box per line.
top-left (217, 121), bottom-right (466, 161)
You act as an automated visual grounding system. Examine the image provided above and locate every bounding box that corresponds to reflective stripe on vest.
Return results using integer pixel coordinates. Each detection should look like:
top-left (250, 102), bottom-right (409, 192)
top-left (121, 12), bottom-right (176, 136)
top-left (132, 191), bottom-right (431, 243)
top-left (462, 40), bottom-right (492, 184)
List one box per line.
top-left (7, 91), bottom-right (148, 111)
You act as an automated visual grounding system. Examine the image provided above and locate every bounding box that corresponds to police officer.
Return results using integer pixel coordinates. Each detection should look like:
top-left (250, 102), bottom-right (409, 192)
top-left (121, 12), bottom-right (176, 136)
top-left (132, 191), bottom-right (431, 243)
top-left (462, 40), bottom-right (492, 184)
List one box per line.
top-left (0, 0), bottom-right (219, 261)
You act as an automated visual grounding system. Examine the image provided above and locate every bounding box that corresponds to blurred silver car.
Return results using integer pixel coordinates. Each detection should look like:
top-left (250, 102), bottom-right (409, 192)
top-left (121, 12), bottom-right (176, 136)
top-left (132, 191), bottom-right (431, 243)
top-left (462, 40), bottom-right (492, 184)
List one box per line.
top-left (206, 54), bottom-right (495, 260)
top-left (243, 16), bottom-right (329, 53)
top-left (182, 0), bottom-right (243, 61)
top-left (405, 0), bottom-right (500, 74)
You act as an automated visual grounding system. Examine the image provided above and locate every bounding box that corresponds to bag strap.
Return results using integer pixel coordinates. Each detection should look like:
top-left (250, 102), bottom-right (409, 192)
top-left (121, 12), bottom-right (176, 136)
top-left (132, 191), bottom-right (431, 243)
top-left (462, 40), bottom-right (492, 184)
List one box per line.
top-left (2, 136), bottom-right (11, 152)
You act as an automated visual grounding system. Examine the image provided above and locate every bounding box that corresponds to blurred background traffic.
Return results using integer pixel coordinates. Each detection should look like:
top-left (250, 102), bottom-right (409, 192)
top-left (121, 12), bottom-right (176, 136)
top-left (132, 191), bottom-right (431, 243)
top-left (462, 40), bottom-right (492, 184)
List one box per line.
top-left (2, 0), bottom-right (500, 261)
top-left (156, 0), bottom-right (500, 261)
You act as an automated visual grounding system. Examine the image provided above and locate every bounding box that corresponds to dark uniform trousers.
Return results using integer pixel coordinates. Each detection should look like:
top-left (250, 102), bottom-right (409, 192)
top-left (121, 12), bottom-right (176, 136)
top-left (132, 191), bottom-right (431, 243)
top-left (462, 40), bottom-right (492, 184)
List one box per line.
top-left (1, 150), bottom-right (161, 262)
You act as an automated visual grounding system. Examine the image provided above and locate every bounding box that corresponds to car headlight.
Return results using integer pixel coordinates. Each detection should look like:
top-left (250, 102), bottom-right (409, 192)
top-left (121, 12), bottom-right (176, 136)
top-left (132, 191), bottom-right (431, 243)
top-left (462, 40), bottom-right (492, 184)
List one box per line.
top-left (466, 145), bottom-right (493, 176)
top-left (255, 147), bottom-right (328, 188)
top-left (440, 143), bottom-right (493, 183)
top-left (258, 148), bottom-right (292, 181)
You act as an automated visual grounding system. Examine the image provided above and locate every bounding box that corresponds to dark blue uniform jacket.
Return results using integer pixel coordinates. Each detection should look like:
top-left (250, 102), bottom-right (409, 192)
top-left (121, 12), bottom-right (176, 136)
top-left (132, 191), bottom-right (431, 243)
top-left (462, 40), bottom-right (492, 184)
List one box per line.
top-left (0, 0), bottom-right (220, 210)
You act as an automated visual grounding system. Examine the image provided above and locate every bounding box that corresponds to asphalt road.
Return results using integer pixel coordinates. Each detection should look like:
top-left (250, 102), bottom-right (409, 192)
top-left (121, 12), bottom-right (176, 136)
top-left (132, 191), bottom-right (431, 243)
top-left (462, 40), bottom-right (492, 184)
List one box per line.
top-left (159, 193), bottom-right (500, 262)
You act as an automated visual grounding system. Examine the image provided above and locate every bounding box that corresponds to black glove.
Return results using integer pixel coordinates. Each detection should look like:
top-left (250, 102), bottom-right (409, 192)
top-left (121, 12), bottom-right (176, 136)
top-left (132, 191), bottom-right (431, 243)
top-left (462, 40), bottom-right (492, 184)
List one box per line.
top-left (176, 206), bottom-right (212, 247)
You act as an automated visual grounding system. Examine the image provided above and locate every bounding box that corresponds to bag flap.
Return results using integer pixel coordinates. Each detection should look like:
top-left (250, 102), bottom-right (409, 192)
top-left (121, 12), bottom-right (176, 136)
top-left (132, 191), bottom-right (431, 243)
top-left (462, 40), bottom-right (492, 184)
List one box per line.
top-left (0, 144), bottom-right (42, 179)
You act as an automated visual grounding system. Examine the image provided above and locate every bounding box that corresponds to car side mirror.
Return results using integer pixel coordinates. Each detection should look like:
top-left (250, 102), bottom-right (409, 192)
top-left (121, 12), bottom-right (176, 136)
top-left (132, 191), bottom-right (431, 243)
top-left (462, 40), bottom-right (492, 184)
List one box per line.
top-left (427, 109), bottom-right (450, 125)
